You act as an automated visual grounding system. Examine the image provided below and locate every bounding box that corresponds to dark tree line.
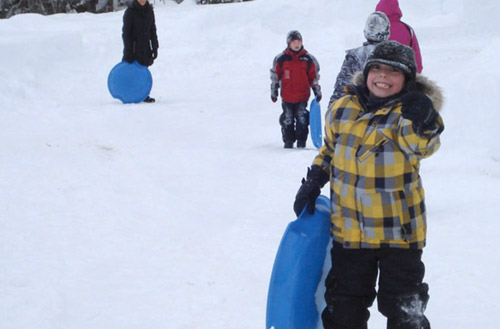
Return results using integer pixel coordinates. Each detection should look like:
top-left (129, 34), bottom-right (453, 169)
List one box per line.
top-left (0, 0), bottom-right (124, 18)
top-left (196, 0), bottom-right (251, 3)
top-left (0, 0), bottom-right (252, 19)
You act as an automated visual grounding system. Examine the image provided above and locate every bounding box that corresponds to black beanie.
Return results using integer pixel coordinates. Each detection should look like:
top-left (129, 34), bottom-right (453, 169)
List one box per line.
top-left (363, 41), bottom-right (417, 81)
top-left (286, 30), bottom-right (303, 44)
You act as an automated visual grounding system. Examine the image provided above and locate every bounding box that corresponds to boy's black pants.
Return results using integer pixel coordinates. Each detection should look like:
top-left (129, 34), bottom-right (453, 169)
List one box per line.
top-left (279, 101), bottom-right (309, 144)
top-left (322, 242), bottom-right (430, 329)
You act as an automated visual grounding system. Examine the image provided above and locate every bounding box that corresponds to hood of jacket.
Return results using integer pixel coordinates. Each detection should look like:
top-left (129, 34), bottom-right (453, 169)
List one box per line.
top-left (375, 0), bottom-right (403, 21)
top-left (131, 0), bottom-right (152, 13)
top-left (284, 47), bottom-right (307, 57)
top-left (350, 71), bottom-right (444, 112)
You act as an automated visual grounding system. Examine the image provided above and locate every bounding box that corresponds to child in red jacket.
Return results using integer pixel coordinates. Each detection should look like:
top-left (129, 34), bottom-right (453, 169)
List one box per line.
top-left (270, 31), bottom-right (321, 148)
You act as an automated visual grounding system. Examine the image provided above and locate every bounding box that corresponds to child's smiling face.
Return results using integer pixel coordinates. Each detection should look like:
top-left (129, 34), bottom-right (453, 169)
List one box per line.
top-left (366, 63), bottom-right (405, 98)
top-left (289, 40), bottom-right (303, 52)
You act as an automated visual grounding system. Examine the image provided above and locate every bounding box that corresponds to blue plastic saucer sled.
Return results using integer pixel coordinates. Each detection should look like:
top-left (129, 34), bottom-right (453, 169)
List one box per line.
top-left (266, 195), bottom-right (331, 329)
top-left (107, 61), bottom-right (152, 104)
top-left (309, 97), bottom-right (323, 149)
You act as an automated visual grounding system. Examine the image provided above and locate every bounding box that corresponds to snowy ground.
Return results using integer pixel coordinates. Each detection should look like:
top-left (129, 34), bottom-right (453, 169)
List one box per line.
top-left (1, 0), bottom-right (500, 328)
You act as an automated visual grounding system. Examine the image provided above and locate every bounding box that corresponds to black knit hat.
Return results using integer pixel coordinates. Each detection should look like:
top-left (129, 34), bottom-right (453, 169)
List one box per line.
top-left (363, 41), bottom-right (417, 81)
top-left (286, 30), bottom-right (302, 44)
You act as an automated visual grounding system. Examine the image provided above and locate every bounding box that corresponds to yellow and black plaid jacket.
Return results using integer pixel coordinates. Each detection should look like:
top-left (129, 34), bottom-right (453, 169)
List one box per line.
top-left (313, 74), bottom-right (444, 249)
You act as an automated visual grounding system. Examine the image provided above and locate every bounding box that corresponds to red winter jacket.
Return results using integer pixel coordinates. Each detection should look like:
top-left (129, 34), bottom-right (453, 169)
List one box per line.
top-left (270, 48), bottom-right (321, 103)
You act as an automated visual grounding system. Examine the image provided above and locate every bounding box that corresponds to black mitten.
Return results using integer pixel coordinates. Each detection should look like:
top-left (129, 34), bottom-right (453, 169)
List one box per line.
top-left (152, 48), bottom-right (158, 60)
top-left (293, 166), bottom-right (329, 216)
top-left (401, 92), bottom-right (437, 129)
top-left (313, 85), bottom-right (322, 102)
top-left (122, 51), bottom-right (134, 63)
top-left (271, 88), bottom-right (278, 103)
top-left (294, 180), bottom-right (320, 216)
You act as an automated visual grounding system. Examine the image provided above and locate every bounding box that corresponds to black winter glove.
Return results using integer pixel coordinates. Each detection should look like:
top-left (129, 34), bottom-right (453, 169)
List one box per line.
top-left (152, 49), bottom-right (158, 60)
top-left (123, 54), bottom-right (134, 63)
top-left (293, 166), bottom-right (329, 217)
top-left (313, 86), bottom-right (322, 102)
top-left (401, 92), bottom-right (437, 130)
top-left (294, 179), bottom-right (321, 217)
top-left (271, 88), bottom-right (278, 103)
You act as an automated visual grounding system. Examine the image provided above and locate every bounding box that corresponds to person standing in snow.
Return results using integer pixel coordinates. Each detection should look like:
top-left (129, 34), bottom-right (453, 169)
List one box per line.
top-left (122, 0), bottom-right (159, 103)
top-left (328, 11), bottom-right (391, 106)
top-left (270, 30), bottom-right (322, 149)
top-left (293, 41), bottom-right (444, 329)
top-left (376, 0), bottom-right (423, 73)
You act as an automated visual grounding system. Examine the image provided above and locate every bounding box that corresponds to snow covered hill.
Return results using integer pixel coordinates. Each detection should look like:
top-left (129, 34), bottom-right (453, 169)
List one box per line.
top-left (1, 0), bottom-right (499, 328)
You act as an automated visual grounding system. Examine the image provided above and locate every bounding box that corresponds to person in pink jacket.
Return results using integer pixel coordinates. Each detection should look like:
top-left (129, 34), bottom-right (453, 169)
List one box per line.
top-left (375, 0), bottom-right (423, 73)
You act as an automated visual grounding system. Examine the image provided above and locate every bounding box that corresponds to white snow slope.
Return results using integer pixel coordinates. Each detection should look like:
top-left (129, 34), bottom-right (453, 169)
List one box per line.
top-left (1, 0), bottom-right (500, 328)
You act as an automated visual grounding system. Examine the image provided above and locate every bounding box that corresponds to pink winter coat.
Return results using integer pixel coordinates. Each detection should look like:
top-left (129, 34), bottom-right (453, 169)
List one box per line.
top-left (375, 0), bottom-right (423, 73)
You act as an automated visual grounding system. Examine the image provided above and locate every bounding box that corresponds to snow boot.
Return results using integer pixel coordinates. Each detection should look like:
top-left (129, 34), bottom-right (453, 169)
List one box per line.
top-left (143, 96), bottom-right (155, 103)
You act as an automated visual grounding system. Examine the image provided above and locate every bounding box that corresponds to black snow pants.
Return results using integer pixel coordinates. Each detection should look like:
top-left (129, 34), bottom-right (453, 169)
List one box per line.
top-left (279, 101), bottom-right (309, 144)
top-left (322, 242), bottom-right (430, 329)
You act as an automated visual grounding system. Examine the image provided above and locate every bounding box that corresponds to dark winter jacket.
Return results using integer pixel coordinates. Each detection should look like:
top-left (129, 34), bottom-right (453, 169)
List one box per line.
top-left (122, 0), bottom-right (159, 67)
top-left (329, 42), bottom-right (378, 106)
top-left (314, 72), bottom-right (444, 249)
top-left (270, 48), bottom-right (321, 103)
top-left (375, 0), bottom-right (423, 73)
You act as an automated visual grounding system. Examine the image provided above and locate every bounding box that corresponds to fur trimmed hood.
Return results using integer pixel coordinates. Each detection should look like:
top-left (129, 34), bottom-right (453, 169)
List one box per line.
top-left (351, 71), bottom-right (444, 112)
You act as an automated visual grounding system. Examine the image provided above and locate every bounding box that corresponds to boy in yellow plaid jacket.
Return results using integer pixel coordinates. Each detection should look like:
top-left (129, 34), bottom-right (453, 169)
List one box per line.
top-left (293, 41), bottom-right (444, 329)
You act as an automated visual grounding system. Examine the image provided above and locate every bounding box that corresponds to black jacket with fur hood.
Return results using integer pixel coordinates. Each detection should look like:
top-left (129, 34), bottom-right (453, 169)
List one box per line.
top-left (122, 0), bottom-right (159, 67)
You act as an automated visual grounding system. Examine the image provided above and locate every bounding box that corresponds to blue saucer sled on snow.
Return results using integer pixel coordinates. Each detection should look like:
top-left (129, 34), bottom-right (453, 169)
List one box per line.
top-left (107, 61), bottom-right (152, 104)
top-left (266, 195), bottom-right (331, 329)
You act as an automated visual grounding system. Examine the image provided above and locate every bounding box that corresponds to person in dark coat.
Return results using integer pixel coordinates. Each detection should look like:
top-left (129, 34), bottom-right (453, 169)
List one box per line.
top-left (122, 0), bottom-right (159, 103)
top-left (328, 11), bottom-right (390, 106)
